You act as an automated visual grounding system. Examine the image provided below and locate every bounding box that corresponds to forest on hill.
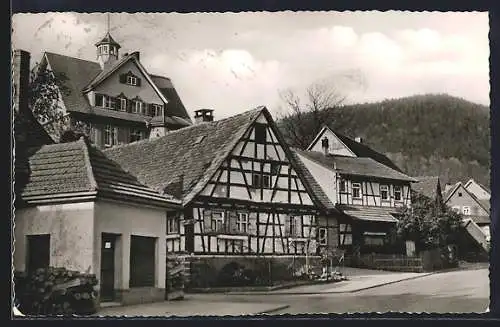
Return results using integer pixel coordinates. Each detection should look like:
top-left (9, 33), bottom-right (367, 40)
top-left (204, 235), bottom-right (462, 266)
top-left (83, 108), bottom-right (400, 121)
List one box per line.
top-left (277, 93), bottom-right (490, 188)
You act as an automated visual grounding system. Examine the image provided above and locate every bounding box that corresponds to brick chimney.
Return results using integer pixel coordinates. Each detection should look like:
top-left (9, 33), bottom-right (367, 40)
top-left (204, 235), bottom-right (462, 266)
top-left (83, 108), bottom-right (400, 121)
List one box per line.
top-left (194, 109), bottom-right (214, 124)
top-left (321, 136), bottom-right (329, 156)
top-left (355, 136), bottom-right (363, 143)
top-left (13, 49), bottom-right (31, 116)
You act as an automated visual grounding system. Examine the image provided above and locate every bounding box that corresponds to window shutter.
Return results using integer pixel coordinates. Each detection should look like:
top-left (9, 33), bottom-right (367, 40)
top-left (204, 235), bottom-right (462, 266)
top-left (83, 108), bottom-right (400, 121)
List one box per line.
top-left (248, 213), bottom-right (257, 235)
top-left (118, 126), bottom-right (129, 144)
top-left (95, 94), bottom-right (103, 107)
top-left (203, 209), bottom-right (212, 233)
top-left (137, 78), bottom-right (142, 86)
top-left (119, 74), bottom-right (127, 84)
top-left (229, 211), bottom-right (238, 233)
top-left (113, 127), bottom-right (119, 145)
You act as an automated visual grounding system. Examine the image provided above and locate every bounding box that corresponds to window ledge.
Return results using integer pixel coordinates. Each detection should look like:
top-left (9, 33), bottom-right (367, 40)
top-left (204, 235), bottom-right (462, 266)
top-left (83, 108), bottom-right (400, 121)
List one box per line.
top-left (288, 237), bottom-right (309, 242)
top-left (166, 234), bottom-right (181, 240)
top-left (216, 234), bottom-right (249, 241)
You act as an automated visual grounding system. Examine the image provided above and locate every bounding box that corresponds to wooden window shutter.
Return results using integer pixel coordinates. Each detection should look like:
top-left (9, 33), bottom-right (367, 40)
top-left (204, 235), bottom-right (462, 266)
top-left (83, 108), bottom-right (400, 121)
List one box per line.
top-left (119, 74), bottom-right (127, 84)
top-left (117, 126), bottom-right (129, 144)
top-left (203, 209), bottom-right (212, 233)
top-left (95, 94), bottom-right (103, 107)
top-left (248, 213), bottom-right (257, 235)
top-left (229, 211), bottom-right (238, 233)
top-left (136, 77), bottom-right (142, 86)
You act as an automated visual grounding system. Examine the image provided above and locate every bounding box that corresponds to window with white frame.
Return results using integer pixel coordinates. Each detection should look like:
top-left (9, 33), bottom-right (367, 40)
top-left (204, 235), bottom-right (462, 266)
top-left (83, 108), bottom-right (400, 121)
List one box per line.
top-left (339, 178), bottom-right (347, 192)
top-left (252, 173), bottom-right (271, 189)
top-left (99, 45), bottom-right (109, 55)
top-left (236, 213), bottom-right (249, 233)
top-left (339, 223), bottom-right (353, 246)
top-left (166, 212), bottom-right (179, 234)
top-left (462, 206), bottom-right (471, 215)
top-left (288, 216), bottom-right (302, 237)
top-left (380, 185), bottom-right (389, 201)
top-left (104, 125), bottom-right (117, 147)
top-left (352, 183), bottom-right (362, 199)
top-left (127, 75), bottom-right (138, 86)
top-left (394, 185), bottom-right (403, 201)
top-left (211, 211), bottom-right (225, 232)
top-left (119, 98), bottom-right (127, 111)
top-left (152, 104), bottom-right (163, 117)
top-left (95, 94), bottom-right (115, 109)
top-left (318, 227), bottom-right (327, 245)
top-left (134, 100), bottom-right (143, 114)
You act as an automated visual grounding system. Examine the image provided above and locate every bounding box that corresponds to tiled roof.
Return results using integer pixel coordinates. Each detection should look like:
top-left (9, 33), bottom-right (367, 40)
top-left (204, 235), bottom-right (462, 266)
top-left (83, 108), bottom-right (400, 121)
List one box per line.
top-left (44, 52), bottom-right (102, 114)
top-left (290, 149), bottom-right (337, 212)
top-left (334, 131), bottom-right (402, 172)
top-left (16, 138), bottom-right (180, 207)
top-left (150, 75), bottom-right (191, 123)
top-left (293, 149), bottom-right (416, 182)
top-left (412, 176), bottom-right (441, 199)
top-left (478, 199), bottom-right (491, 213)
top-left (104, 107), bottom-right (265, 205)
top-left (337, 204), bottom-right (399, 223)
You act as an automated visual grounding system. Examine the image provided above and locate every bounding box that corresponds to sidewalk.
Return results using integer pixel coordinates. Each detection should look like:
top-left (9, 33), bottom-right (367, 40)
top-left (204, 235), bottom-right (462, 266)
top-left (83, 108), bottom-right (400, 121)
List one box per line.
top-left (94, 298), bottom-right (289, 317)
top-left (226, 267), bottom-right (434, 295)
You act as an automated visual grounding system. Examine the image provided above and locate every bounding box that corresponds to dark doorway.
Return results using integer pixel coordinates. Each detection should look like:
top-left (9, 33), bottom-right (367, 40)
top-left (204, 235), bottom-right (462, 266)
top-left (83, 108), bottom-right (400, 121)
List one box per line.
top-left (129, 235), bottom-right (156, 287)
top-left (26, 234), bottom-right (50, 273)
top-left (100, 233), bottom-right (117, 302)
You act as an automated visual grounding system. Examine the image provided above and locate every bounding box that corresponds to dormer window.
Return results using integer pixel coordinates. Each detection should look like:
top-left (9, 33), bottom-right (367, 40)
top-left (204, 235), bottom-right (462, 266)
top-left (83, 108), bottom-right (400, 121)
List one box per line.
top-left (119, 98), bottom-right (127, 111)
top-left (127, 75), bottom-right (138, 86)
top-left (134, 100), bottom-right (143, 114)
top-left (95, 94), bottom-right (116, 110)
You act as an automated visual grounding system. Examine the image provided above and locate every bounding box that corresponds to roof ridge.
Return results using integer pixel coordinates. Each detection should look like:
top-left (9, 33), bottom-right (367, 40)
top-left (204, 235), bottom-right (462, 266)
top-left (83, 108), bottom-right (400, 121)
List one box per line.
top-left (79, 137), bottom-right (98, 191)
top-left (45, 51), bottom-right (99, 65)
top-left (103, 106), bottom-right (265, 153)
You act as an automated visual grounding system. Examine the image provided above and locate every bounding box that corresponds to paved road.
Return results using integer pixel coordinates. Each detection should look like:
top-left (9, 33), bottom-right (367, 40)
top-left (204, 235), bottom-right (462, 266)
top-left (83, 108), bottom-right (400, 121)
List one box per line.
top-left (187, 268), bottom-right (490, 314)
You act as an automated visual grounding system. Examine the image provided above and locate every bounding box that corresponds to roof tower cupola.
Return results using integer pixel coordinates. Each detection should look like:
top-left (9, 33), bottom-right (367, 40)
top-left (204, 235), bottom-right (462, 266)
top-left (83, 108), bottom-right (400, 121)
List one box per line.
top-left (95, 14), bottom-right (121, 69)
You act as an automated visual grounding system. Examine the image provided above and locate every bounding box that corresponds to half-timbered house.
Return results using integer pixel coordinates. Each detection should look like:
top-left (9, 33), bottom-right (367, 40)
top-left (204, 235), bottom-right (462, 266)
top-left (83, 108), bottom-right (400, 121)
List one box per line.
top-left (104, 107), bottom-right (335, 259)
top-left (293, 133), bottom-right (417, 254)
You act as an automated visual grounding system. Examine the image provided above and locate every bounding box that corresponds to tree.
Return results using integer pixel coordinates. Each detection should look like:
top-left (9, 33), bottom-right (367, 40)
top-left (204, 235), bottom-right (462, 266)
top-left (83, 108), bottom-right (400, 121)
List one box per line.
top-left (395, 192), bottom-right (463, 252)
top-left (276, 70), bottom-right (367, 149)
top-left (28, 63), bottom-right (90, 142)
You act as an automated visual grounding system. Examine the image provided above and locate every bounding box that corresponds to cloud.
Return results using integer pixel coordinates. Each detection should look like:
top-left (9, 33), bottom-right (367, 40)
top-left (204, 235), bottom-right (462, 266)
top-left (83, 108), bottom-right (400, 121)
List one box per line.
top-left (12, 12), bottom-right (489, 120)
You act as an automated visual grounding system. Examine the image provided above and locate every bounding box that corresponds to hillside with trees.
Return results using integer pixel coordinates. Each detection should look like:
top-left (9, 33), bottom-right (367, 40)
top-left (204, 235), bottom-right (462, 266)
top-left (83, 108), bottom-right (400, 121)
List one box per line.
top-left (278, 93), bottom-right (490, 188)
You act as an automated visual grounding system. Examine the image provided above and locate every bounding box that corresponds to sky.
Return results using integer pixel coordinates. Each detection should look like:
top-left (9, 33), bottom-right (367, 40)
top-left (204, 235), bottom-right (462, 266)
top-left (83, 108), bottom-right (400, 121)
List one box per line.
top-left (12, 11), bottom-right (489, 119)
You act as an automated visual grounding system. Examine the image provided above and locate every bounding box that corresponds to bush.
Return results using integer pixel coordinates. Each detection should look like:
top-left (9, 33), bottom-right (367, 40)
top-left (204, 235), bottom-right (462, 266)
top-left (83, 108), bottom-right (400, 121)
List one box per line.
top-left (14, 267), bottom-right (99, 316)
top-left (216, 262), bottom-right (256, 287)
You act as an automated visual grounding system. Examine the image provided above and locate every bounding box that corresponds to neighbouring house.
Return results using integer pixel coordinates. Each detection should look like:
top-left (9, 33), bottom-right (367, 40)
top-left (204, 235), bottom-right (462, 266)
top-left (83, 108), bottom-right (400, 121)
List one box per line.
top-left (307, 126), bottom-right (403, 172)
top-left (464, 178), bottom-right (491, 201)
top-left (28, 29), bottom-right (192, 147)
top-left (103, 106), bottom-right (337, 285)
top-left (14, 137), bottom-right (182, 306)
top-left (293, 128), bottom-right (417, 255)
top-left (411, 176), bottom-right (444, 207)
top-left (444, 181), bottom-right (491, 257)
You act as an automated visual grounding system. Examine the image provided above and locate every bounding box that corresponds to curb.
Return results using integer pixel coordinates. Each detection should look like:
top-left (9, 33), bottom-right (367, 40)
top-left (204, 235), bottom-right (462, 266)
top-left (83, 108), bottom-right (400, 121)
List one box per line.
top-left (225, 273), bottom-right (435, 296)
top-left (256, 304), bottom-right (290, 314)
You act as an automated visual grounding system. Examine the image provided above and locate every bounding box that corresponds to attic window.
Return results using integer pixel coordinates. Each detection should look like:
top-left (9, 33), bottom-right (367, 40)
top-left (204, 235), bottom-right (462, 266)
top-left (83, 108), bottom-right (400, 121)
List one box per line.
top-left (193, 135), bottom-right (206, 145)
top-left (120, 72), bottom-right (141, 86)
top-left (458, 192), bottom-right (463, 197)
top-left (254, 123), bottom-right (267, 144)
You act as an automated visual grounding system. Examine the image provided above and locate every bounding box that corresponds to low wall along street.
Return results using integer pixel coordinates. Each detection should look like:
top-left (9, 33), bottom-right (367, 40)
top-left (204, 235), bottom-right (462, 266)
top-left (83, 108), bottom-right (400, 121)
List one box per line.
top-left (344, 247), bottom-right (458, 273)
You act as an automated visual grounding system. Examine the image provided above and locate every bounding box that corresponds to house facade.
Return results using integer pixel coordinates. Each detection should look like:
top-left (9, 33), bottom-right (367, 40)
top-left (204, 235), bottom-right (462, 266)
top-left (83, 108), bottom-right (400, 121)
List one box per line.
top-left (294, 127), bottom-right (416, 255)
top-left (33, 31), bottom-right (192, 147)
top-left (14, 138), bottom-right (182, 305)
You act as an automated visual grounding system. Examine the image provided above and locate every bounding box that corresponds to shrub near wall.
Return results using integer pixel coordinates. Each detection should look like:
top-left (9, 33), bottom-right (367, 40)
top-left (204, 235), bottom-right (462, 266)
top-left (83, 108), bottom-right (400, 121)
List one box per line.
top-left (14, 268), bottom-right (98, 316)
top-left (186, 256), bottom-right (322, 289)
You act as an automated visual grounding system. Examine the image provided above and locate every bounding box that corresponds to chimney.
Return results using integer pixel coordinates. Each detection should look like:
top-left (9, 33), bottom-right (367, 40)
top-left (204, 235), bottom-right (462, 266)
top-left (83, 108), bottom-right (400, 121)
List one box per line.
top-left (321, 136), bottom-right (329, 156)
top-left (355, 136), bottom-right (363, 143)
top-left (194, 109), bottom-right (214, 124)
top-left (131, 51), bottom-right (140, 61)
top-left (12, 49), bottom-right (31, 116)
